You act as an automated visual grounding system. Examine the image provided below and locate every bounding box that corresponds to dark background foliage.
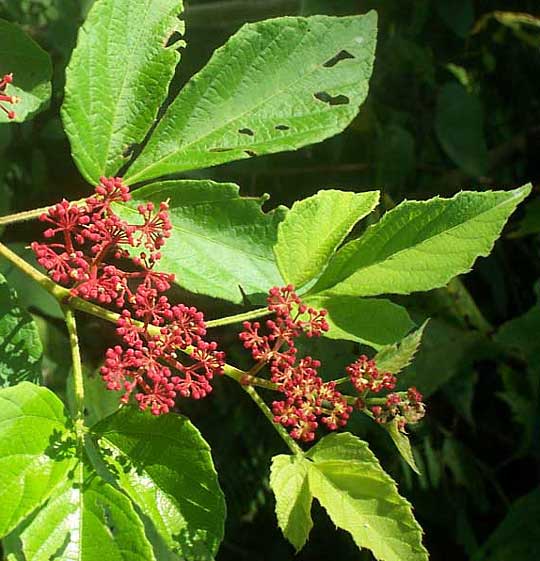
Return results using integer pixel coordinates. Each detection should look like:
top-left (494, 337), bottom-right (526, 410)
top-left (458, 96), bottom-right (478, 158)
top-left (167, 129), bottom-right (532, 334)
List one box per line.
top-left (1, 1), bottom-right (539, 560)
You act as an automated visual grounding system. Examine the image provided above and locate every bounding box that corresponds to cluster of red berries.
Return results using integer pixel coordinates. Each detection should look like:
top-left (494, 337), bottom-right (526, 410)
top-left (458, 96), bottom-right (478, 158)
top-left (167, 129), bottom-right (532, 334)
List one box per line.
top-left (240, 285), bottom-right (352, 442)
top-left (347, 355), bottom-right (397, 394)
top-left (32, 177), bottom-right (225, 415)
top-left (1, 73), bottom-right (19, 120)
top-left (371, 387), bottom-right (426, 431)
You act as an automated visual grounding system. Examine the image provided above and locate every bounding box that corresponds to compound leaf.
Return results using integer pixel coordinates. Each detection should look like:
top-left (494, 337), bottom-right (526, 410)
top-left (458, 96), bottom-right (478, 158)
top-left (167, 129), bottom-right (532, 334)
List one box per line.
top-left (94, 407), bottom-right (226, 559)
top-left (125, 12), bottom-right (377, 183)
top-left (312, 186), bottom-right (531, 298)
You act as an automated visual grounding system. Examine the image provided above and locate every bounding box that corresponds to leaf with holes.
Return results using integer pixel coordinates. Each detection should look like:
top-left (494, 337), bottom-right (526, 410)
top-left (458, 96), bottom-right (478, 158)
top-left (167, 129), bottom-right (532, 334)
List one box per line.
top-left (125, 12), bottom-right (377, 183)
top-left (115, 180), bottom-right (286, 303)
top-left (0, 274), bottom-right (43, 387)
top-left (0, 19), bottom-right (52, 123)
top-left (270, 433), bottom-right (428, 560)
top-left (274, 189), bottom-right (379, 289)
top-left (62, 0), bottom-right (185, 184)
top-left (305, 295), bottom-right (414, 349)
top-left (93, 407), bottom-right (226, 559)
top-left (0, 383), bottom-right (77, 538)
top-left (311, 186), bottom-right (531, 298)
top-left (5, 464), bottom-right (157, 561)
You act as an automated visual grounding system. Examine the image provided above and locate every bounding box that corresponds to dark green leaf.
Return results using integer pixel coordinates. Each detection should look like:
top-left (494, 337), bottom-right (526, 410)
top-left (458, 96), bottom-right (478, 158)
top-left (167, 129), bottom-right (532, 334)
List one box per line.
top-left (0, 19), bottom-right (52, 123)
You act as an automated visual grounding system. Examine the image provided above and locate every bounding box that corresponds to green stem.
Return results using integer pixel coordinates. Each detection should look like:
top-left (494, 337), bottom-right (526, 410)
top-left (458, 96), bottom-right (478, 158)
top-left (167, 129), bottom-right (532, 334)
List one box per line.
top-left (0, 198), bottom-right (86, 226)
top-left (243, 384), bottom-right (303, 455)
top-left (64, 308), bottom-right (85, 436)
top-left (206, 307), bottom-right (270, 328)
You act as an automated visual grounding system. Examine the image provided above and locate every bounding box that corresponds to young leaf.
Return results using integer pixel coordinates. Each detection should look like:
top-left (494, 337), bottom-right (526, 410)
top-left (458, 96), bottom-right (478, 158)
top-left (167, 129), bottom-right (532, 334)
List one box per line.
top-left (306, 433), bottom-right (428, 561)
top-left (0, 274), bottom-right (43, 386)
top-left (305, 295), bottom-right (414, 349)
top-left (93, 407), bottom-right (226, 558)
top-left (0, 19), bottom-right (52, 123)
top-left (115, 180), bottom-right (285, 303)
top-left (9, 464), bottom-right (157, 561)
top-left (274, 190), bottom-right (380, 288)
top-left (270, 455), bottom-right (313, 552)
top-left (312, 185), bottom-right (531, 298)
top-left (125, 12), bottom-right (377, 183)
top-left (375, 320), bottom-right (429, 374)
top-left (0, 383), bottom-right (76, 538)
top-left (384, 419), bottom-right (421, 475)
top-left (62, 0), bottom-right (185, 184)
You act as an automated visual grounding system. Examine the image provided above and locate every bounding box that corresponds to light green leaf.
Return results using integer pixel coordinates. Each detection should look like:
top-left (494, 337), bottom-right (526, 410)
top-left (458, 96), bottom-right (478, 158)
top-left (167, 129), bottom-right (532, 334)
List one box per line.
top-left (312, 186), bottom-right (531, 298)
top-left (275, 190), bottom-right (379, 289)
top-left (270, 455), bottom-right (313, 552)
top-left (94, 408), bottom-right (226, 559)
top-left (384, 419), bottom-right (420, 475)
top-left (0, 274), bottom-right (43, 386)
top-left (0, 383), bottom-right (76, 538)
top-left (435, 82), bottom-right (488, 177)
top-left (11, 463), bottom-right (156, 561)
top-left (375, 320), bottom-right (429, 374)
top-left (115, 180), bottom-right (285, 303)
top-left (0, 19), bottom-right (52, 123)
top-left (306, 433), bottom-right (428, 561)
top-left (305, 295), bottom-right (414, 349)
top-left (62, 0), bottom-right (185, 184)
top-left (125, 12), bottom-right (377, 183)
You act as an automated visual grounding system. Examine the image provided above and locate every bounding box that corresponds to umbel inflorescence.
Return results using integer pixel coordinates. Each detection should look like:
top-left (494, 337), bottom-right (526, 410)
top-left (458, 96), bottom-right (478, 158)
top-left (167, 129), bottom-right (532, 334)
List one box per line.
top-left (32, 177), bottom-right (225, 415)
top-left (240, 286), bottom-right (426, 442)
top-left (32, 179), bottom-right (425, 434)
top-left (0, 73), bottom-right (19, 120)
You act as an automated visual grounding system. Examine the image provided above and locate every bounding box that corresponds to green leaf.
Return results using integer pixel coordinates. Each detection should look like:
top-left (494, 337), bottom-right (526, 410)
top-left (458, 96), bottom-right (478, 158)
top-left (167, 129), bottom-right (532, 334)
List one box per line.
top-left (435, 82), bottom-right (488, 176)
top-left (115, 180), bottom-right (285, 303)
top-left (62, 0), bottom-right (185, 183)
top-left (274, 190), bottom-right (379, 289)
top-left (305, 295), bottom-right (414, 349)
top-left (93, 407), bottom-right (226, 558)
top-left (476, 486), bottom-right (540, 561)
top-left (125, 12), bottom-right (377, 183)
top-left (270, 433), bottom-right (427, 559)
top-left (306, 433), bottom-right (428, 561)
top-left (0, 383), bottom-right (76, 538)
top-left (0, 19), bottom-right (52, 123)
top-left (384, 419), bottom-right (420, 475)
top-left (0, 274), bottom-right (43, 386)
top-left (375, 320), bottom-right (429, 374)
top-left (270, 455), bottom-right (313, 552)
top-left (10, 463), bottom-right (157, 561)
top-left (312, 186), bottom-right (531, 298)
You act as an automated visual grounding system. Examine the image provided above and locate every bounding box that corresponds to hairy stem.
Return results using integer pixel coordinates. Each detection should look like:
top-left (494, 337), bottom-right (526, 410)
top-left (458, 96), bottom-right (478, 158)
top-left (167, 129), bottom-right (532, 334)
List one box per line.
top-left (64, 308), bottom-right (85, 436)
top-left (206, 307), bottom-right (270, 328)
top-left (243, 384), bottom-right (303, 455)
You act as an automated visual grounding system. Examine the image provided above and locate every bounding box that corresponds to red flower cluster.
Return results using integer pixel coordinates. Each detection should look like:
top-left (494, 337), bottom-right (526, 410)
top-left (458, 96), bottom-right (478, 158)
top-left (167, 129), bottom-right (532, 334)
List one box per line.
top-left (346, 355), bottom-right (397, 394)
top-left (1, 73), bottom-right (19, 120)
top-left (33, 177), bottom-right (225, 414)
top-left (240, 285), bottom-right (351, 442)
top-left (371, 387), bottom-right (426, 432)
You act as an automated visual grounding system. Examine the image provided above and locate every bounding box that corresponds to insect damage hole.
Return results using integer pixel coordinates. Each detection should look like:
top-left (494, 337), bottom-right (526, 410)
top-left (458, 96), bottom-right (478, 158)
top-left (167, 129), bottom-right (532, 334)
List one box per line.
top-left (275, 124), bottom-right (290, 131)
top-left (323, 50), bottom-right (355, 68)
top-left (238, 128), bottom-right (254, 136)
top-left (244, 150), bottom-right (257, 157)
top-left (313, 91), bottom-right (350, 106)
